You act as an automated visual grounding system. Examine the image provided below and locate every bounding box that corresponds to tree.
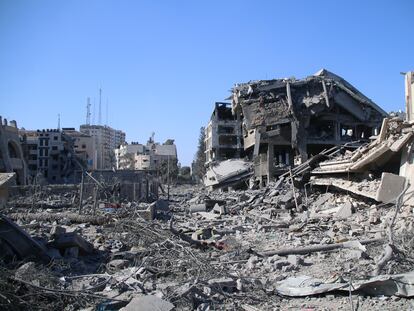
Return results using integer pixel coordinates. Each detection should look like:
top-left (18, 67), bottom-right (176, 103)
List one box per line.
top-left (159, 157), bottom-right (179, 183)
top-left (193, 126), bottom-right (206, 182)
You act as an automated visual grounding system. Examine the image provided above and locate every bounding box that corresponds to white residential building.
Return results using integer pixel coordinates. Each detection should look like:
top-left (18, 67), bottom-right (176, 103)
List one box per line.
top-left (80, 124), bottom-right (125, 169)
top-left (115, 138), bottom-right (177, 171)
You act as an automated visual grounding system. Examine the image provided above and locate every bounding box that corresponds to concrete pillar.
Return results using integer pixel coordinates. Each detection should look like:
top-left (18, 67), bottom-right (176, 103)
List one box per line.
top-left (267, 143), bottom-right (274, 183)
top-left (399, 141), bottom-right (414, 206)
top-left (405, 72), bottom-right (414, 122)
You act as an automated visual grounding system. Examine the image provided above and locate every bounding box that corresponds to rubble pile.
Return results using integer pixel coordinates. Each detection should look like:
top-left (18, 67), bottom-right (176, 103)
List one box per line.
top-left (1, 174), bottom-right (414, 310)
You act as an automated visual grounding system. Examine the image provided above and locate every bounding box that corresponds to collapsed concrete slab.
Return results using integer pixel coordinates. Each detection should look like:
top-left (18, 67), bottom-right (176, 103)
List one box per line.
top-left (0, 214), bottom-right (50, 263)
top-left (310, 117), bottom-right (414, 204)
top-left (204, 159), bottom-right (253, 190)
top-left (121, 295), bottom-right (174, 311)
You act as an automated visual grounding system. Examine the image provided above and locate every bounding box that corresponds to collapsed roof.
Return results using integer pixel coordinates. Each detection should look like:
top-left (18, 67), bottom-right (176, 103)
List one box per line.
top-left (231, 69), bottom-right (387, 131)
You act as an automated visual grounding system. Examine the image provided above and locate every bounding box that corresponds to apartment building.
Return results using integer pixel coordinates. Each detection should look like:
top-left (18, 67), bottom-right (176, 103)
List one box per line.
top-left (20, 129), bottom-right (78, 184)
top-left (115, 138), bottom-right (177, 171)
top-left (80, 124), bottom-right (125, 170)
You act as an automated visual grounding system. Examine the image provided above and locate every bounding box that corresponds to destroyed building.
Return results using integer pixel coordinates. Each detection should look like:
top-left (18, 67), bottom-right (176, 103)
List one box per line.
top-left (62, 128), bottom-right (96, 170)
top-left (0, 117), bottom-right (27, 185)
top-left (204, 102), bottom-right (244, 166)
top-left (20, 129), bottom-right (80, 184)
top-left (231, 69), bottom-right (388, 185)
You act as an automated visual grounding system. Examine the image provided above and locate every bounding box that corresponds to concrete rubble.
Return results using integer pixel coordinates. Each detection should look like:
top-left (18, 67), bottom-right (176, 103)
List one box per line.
top-left (1, 165), bottom-right (414, 310)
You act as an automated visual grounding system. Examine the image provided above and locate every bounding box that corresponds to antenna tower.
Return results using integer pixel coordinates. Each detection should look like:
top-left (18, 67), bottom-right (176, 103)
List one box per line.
top-left (86, 97), bottom-right (91, 125)
top-left (98, 88), bottom-right (102, 125)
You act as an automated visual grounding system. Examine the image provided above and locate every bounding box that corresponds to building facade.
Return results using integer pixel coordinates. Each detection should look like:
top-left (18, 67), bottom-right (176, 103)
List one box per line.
top-left (79, 124), bottom-right (126, 170)
top-left (62, 128), bottom-right (96, 170)
top-left (0, 117), bottom-right (27, 185)
top-left (204, 102), bottom-right (244, 166)
top-left (20, 129), bottom-right (79, 184)
top-left (115, 138), bottom-right (177, 171)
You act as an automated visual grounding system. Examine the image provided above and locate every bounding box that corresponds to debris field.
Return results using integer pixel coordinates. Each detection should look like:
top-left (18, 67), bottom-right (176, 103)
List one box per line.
top-left (1, 170), bottom-right (414, 310)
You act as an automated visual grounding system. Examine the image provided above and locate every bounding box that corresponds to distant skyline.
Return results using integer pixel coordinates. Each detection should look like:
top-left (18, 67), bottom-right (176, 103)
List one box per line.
top-left (1, 0), bottom-right (413, 165)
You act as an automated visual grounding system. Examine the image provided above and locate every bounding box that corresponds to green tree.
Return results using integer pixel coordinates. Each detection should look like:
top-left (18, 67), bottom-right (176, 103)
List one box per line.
top-left (193, 126), bottom-right (206, 182)
top-left (159, 157), bottom-right (179, 183)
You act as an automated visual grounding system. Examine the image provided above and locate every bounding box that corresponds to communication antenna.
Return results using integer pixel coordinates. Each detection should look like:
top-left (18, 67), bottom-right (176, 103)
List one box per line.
top-left (106, 98), bottom-right (108, 126)
top-left (92, 97), bottom-right (96, 125)
top-left (86, 97), bottom-right (91, 125)
top-left (98, 88), bottom-right (102, 125)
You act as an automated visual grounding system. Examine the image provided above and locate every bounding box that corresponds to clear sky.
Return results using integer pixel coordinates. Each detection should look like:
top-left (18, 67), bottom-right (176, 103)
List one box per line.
top-left (1, 0), bottom-right (413, 166)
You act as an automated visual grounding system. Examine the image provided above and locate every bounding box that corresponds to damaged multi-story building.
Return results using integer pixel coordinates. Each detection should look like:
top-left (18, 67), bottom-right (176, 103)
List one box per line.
top-left (204, 102), bottom-right (244, 166)
top-left (230, 69), bottom-right (388, 185)
top-left (62, 128), bottom-right (96, 170)
top-left (0, 117), bottom-right (27, 185)
top-left (20, 129), bottom-right (80, 184)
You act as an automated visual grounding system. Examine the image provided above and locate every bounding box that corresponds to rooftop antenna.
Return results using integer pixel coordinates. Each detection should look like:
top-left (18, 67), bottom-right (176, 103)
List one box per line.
top-left (57, 113), bottom-right (61, 130)
top-left (86, 97), bottom-right (91, 125)
top-left (98, 88), bottom-right (102, 125)
top-left (106, 98), bottom-right (108, 126)
top-left (92, 97), bottom-right (96, 125)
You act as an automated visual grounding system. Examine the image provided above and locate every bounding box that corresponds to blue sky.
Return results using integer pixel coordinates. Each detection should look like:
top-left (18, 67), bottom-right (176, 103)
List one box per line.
top-left (1, 1), bottom-right (413, 166)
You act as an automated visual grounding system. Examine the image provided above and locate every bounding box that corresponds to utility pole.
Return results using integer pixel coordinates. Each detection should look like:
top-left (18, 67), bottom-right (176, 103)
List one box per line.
top-left (78, 171), bottom-right (85, 214)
